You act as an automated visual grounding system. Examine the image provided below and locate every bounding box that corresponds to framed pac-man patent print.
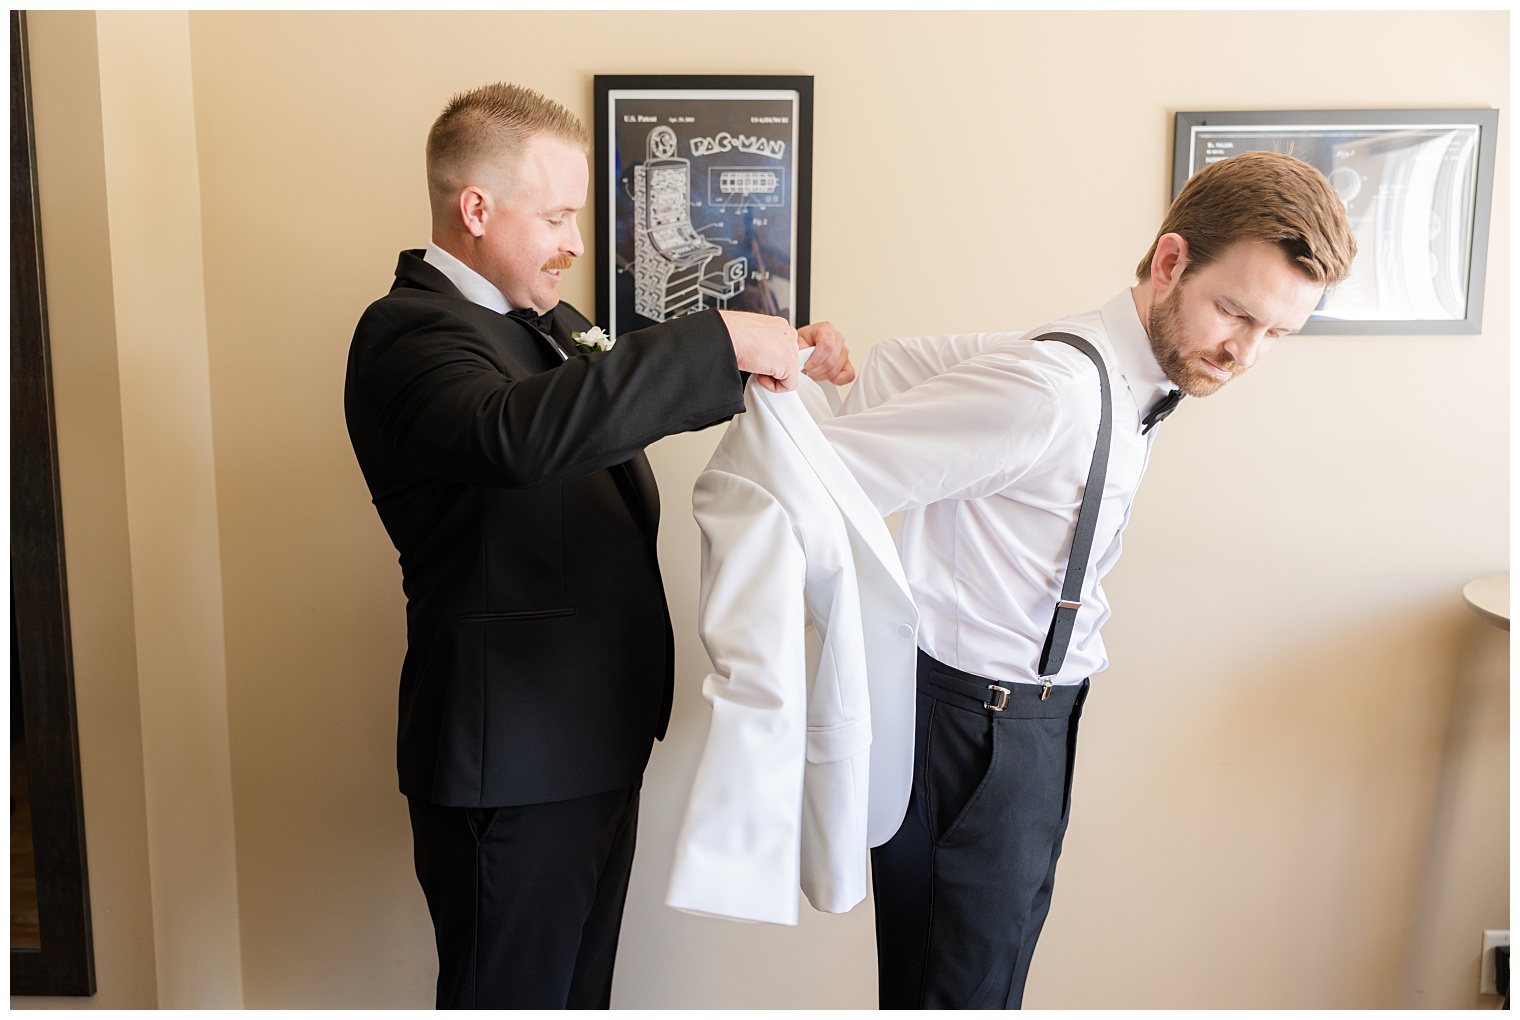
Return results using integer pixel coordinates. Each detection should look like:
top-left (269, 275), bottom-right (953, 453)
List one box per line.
top-left (1173, 109), bottom-right (1499, 334)
top-left (594, 75), bottom-right (814, 340)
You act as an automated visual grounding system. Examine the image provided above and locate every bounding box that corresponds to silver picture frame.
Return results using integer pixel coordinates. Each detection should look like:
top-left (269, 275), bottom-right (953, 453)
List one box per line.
top-left (1173, 109), bottom-right (1499, 335)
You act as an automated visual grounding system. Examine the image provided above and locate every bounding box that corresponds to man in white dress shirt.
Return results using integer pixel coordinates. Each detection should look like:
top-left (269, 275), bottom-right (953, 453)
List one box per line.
top-left (819, 152), bottom-right (1357, 1009)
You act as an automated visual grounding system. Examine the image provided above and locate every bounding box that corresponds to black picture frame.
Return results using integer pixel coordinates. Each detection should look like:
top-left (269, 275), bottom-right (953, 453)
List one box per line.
top-left (11, 10), bottom-right (97, 996)
top-left (1173, 109), bottom-right (1499, 335)
top-left (594, 75), bottom-right (813, 339)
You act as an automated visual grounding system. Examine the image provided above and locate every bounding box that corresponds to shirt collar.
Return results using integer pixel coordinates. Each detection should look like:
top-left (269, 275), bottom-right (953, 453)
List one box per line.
top-left (423, 241), bottom-right (515, 315)
top-left (1100, 287), bottom-right (1175, 425)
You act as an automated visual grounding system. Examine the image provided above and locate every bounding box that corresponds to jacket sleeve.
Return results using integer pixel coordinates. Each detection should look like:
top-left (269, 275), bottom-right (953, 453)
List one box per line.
top-left (358, 305), bottom-right (746, 487)
top-left (666, 465), bottom-right (810, 926)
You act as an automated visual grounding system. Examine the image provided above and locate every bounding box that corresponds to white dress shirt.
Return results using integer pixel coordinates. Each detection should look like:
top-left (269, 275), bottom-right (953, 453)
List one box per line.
top-left (821, 289), bottom-right (1175, 687)
top-left (424, 241), bottom-right (514, 314)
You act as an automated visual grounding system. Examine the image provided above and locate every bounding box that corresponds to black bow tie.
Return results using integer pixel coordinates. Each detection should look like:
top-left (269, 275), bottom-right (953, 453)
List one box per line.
top-left (1141, 389), bottom-right (1183, 435)
top-left (508, 306), bottom-right (555, 336)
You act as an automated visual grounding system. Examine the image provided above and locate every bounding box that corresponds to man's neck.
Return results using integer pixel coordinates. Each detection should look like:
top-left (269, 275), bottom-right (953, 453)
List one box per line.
top-left (424, 237), bottom-right (514, 315)
top-left (431, 231), bottom-right (480, 276)
top-left (1129, 281), bottom-right (1155, 339)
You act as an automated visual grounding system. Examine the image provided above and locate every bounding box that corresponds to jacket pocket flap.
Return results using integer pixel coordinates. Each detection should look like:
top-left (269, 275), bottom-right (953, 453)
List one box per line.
top-left (805, 716), bottom-right (872, 764)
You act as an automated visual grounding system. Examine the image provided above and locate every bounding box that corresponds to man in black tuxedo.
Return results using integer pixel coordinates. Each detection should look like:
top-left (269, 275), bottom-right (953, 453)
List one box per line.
top-left (344, 83), bottom-right (852, 1009)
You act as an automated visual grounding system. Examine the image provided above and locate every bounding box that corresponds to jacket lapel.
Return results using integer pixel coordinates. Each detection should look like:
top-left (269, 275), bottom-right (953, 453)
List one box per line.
top-left (548, 310), bottom-right (579, 360)
top-left (531, 311), bottom-right (569, 363)
top-left (762, 382), bottom-right (914, 604)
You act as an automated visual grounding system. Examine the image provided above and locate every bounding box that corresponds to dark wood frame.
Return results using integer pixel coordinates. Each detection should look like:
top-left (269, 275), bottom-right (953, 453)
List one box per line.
top-left (11, 9), bottom-right (97, 996)
top-left (1173, 108), bottom-right (1500, 335)
top-left (593, 74), bottom-right (814, 337)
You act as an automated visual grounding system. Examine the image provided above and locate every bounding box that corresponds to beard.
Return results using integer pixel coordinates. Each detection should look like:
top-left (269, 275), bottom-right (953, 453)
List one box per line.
top-left (1147, 283), bottom-right (1242, 398)
top-left (542, 253), bottom-right (574, 272)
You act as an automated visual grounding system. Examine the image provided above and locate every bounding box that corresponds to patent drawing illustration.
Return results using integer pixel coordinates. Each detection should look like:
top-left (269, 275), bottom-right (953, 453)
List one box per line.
top-left (597, 79), bottom-right (812, 338)
top-left (631, 125), bottom-right (749, 322)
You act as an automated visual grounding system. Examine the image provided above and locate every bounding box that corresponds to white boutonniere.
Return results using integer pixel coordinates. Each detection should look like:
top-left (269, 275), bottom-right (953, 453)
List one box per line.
top-left (572, 326), bottom-right (614, 353)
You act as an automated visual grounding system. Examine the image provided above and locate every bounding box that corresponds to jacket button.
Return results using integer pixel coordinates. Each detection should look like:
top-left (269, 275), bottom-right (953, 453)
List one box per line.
top-left (897, 624), bottom-right (913, 639)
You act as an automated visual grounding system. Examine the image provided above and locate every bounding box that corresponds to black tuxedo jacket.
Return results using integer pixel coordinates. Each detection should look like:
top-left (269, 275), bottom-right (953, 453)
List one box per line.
top-left (345, 251), bottom-right (745, 807)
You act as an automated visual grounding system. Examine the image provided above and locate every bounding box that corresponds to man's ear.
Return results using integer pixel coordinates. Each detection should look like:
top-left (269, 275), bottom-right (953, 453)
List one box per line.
top-left (1150, 232), bottom-right (1189, 297)
top-left (458, 186), bottom-right (489, 238)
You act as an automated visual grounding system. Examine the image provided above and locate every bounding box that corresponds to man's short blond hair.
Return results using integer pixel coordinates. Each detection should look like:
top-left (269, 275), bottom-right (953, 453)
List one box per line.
top-left (1137, 150), bottom-right (1357, 287)
top-left (426, 82), bottom-right (590, 218)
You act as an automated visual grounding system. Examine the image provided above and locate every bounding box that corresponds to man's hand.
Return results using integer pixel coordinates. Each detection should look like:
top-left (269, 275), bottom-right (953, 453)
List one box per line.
top-left (797, 321), bottom-right (855, 385)
top-left (719, 310), bottom-right (798, 392)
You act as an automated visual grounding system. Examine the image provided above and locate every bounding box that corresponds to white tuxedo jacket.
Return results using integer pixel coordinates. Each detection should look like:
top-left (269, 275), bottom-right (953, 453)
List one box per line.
top-left (665, 360), bottom-right (919, 925)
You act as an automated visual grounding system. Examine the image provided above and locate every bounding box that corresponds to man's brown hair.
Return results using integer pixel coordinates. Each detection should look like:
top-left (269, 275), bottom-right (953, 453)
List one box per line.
top-left (426, 82), bottom-right (590, 218)
top-left (1137, 150), bottom-right (1357, 287)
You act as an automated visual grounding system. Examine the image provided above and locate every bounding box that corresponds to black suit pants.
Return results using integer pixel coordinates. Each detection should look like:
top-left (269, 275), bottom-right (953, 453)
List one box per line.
top-left (872, 651), bottom-right (1088, 1009)
top-left (407, 783), bottom-right (640, 1009)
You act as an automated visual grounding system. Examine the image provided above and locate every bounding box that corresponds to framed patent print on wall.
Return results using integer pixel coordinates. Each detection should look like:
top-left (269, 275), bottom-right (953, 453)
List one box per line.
top-left (1173, 109), bottom-right (1499, 334)
top-left (593, 75), bottom-right (813, 340)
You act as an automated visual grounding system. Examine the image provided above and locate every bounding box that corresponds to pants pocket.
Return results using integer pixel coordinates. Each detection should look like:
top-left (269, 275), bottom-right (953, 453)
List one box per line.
top-left (466, 806), bottom-right (500, 840)
top-left (1061, 681), bottom-right (1089, 820)
top-left (921, 694), bottom-right (998, 844)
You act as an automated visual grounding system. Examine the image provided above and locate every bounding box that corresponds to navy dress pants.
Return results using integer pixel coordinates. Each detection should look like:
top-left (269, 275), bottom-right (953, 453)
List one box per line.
top-left (407, 783), bottom-right (640, 1009)
top-left (872, 651), bottom-right (1088, 1009)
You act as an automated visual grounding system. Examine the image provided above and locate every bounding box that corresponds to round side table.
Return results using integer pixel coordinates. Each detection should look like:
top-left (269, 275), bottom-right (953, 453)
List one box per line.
top-left (1462, 573), bottom-right (1509, 630)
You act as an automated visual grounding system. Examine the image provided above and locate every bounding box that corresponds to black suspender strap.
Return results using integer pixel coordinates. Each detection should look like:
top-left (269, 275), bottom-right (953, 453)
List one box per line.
top-left (1032, 332), bottom-right (1112, 700)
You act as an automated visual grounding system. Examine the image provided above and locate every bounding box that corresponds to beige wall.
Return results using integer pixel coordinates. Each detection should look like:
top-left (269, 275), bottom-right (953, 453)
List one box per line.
top-left (93, 11), bottom-right (244, 1006)
top-left (21, 10), bottom-right (244, 1009)
top-left (20, 10), bottom-right (1507, 1009)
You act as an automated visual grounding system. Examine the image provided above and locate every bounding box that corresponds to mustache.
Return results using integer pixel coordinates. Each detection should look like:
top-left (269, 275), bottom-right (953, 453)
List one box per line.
top-left (542, 254), bottom-right (574, 271)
